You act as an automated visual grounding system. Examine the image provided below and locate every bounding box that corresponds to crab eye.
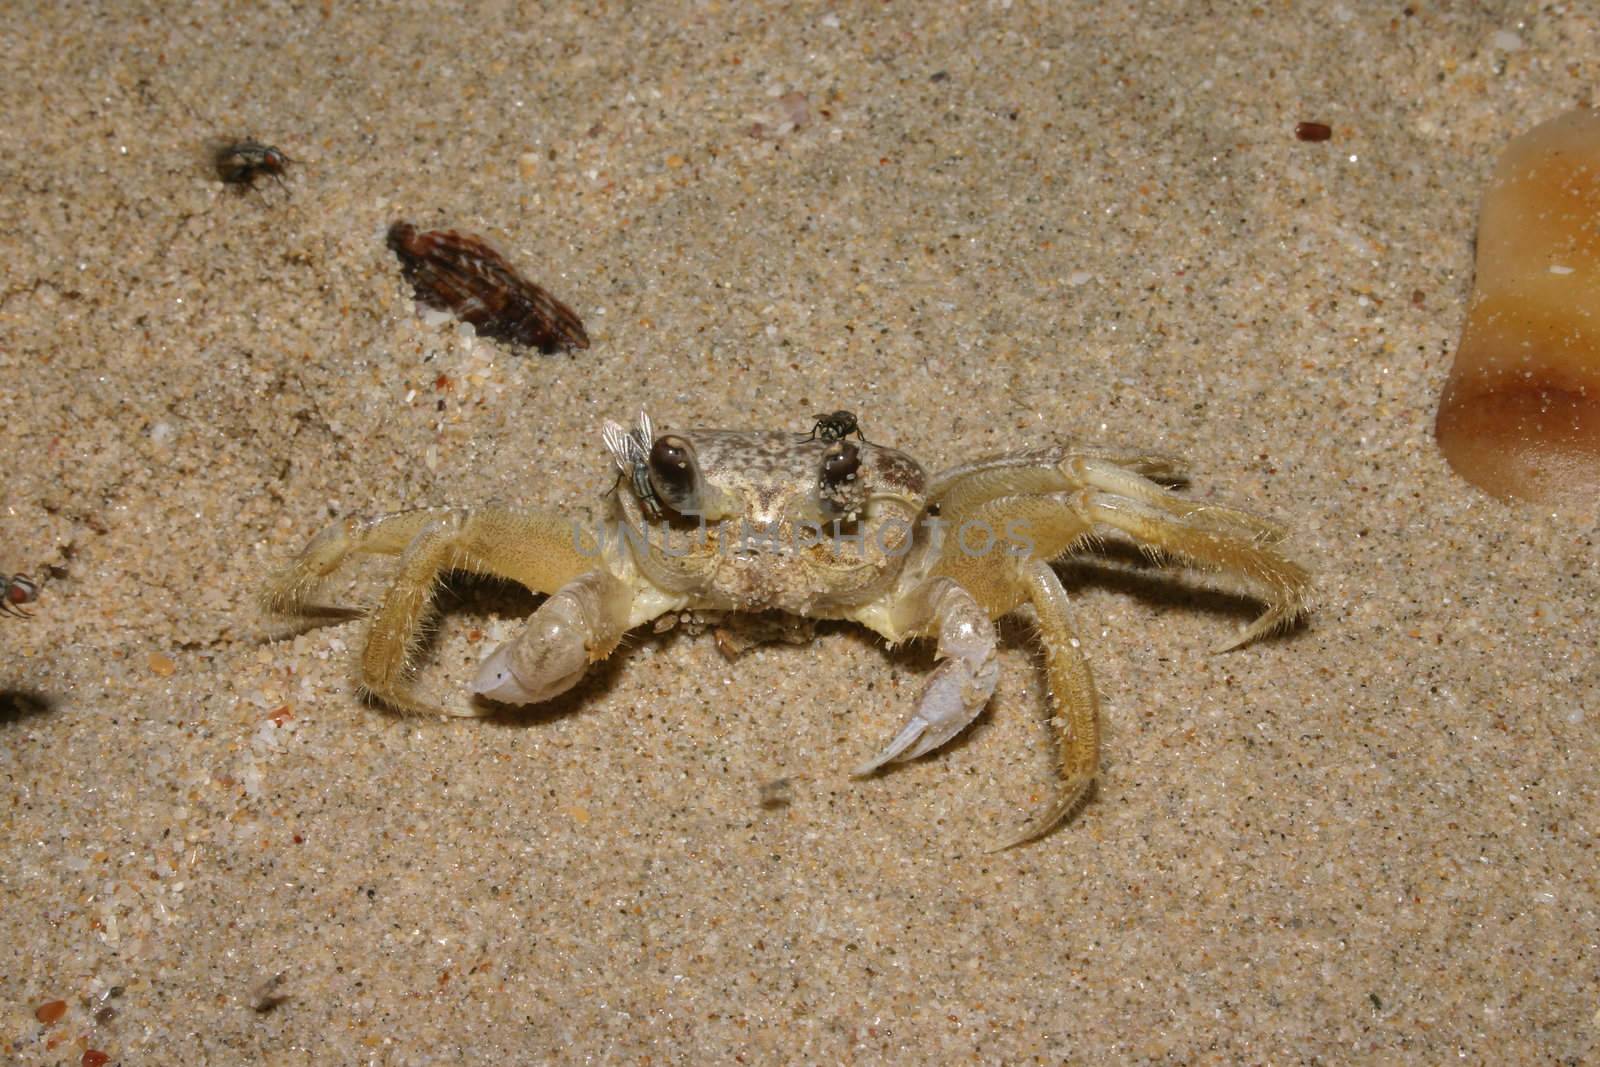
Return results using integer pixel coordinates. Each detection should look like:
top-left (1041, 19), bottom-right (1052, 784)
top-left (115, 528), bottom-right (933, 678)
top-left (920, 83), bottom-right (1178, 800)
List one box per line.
top-left (817, 441), bottom-right (865, 520)
top-left (822, 442), bottom-right (860, 488)
top-left (648, 434), bottom-right (703, 514)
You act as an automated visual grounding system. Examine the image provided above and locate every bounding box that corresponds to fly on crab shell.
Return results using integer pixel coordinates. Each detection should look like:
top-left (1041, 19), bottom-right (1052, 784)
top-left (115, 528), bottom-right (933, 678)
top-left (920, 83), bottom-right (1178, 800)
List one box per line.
top-left (263, 411), bottom-right (1310, 845)
top-left (801, 410), bottom-right (867, 444)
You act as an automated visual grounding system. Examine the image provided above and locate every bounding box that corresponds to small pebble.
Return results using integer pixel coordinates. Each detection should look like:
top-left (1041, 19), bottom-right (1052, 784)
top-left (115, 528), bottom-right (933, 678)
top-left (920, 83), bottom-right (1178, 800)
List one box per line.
top-left (759, 778), bottom-right (794, 809)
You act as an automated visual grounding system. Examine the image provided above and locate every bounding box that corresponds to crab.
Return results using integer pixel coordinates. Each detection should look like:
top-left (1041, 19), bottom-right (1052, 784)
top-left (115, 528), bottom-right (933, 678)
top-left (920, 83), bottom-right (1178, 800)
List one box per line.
top-left (263, 411), bottom-right (1309, 845)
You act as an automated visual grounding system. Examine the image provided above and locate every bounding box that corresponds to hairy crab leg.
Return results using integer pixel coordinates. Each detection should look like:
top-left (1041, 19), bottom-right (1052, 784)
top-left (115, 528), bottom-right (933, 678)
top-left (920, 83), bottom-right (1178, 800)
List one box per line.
top-left (1067, 457), bottom-right (1288, 545)
top-left (1074, 490), bottom-right (1310, 650)
top-left (262, 506), bottom-right (600, 715)
top-left (853, 577), bottom-right (1000, 775)
top-left (262, 507), bottom-right (598, 615)
top-left (920, 458), bottom-right (1306, 843)
top-left (927, 448), bottom-right (1181, 519)
top-left (997, 558), bottom-right (1101, 848)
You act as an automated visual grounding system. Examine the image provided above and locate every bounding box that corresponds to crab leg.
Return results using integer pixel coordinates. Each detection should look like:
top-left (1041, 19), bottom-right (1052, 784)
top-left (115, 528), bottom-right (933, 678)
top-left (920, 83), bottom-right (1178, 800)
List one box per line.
top-left (471, 570), bottom-right (634, 707)
top-left (1067, 457), bottom-right (1289, 545)
top-left (998, 558), bottom-right (1101, 848)
top-left (919, 461), bottom-right (1304, 843)
top-left (262, 507), bottom-right (597, 615)
top-left (262, 506), bottom-right (600, 715)
top-left (927, 447), bottom-right (1180, 519)
top-left (854, 576), bottom-right (1000, 775)
top-left (1074, 488), bottom-right (1310, 650)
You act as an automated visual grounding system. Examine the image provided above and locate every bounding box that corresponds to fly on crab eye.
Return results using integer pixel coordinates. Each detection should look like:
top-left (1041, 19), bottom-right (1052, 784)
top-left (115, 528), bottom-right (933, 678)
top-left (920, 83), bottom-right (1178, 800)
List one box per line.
top-left (647, 435), bottom-right (704, 515)
top-left (602, 411), bottom-right (667, 519)
top-left (817, 441), bottom-right (866, 520)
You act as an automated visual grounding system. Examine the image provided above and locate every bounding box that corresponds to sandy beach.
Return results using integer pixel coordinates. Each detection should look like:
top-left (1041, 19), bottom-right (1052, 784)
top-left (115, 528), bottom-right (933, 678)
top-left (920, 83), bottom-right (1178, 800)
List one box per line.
top-left (2, 3), bottom-right (1596, 1062)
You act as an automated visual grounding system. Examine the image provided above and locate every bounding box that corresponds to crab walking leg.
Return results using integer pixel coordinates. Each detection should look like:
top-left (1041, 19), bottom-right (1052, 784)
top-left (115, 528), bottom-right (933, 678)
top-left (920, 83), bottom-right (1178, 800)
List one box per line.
top-left (1077, 492), bottom-right (1311, 650)
top-left (854, 577), bottom-right (1000, 775)
top-left (1068, 457), bottom-right (1288, 544)
top-left (471, 570), bottom-right (634, 707)
top-left (364, 512), bottom-right (609, 714)
top-left (928, 450), bottom-right (1180, 522)
top-left (999, 558), bottom-right (1102, 848)
top-left (262, 506), bottom-right (598, 616)
top-left (263, 507), bottom-right (602, 715)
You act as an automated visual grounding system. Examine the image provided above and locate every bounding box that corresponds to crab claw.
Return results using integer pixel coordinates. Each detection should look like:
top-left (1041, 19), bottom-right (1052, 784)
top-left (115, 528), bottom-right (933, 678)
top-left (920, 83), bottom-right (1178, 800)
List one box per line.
top-left (854, 579), bottom-right (998, 775)
top-left (472, 629), bottom-right (588, 705)
top-left (470, 571), bottom-right (630, 706)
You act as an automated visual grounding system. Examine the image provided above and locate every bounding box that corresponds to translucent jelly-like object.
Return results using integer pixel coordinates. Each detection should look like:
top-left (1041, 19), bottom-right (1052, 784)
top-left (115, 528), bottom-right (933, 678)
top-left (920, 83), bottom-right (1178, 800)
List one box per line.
top-left (1434, 108), bottom-right (1600, 507)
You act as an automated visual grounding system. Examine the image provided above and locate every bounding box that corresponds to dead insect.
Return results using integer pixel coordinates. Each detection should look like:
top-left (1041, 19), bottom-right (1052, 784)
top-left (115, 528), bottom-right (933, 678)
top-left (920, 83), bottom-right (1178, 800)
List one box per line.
top-left (1, 573), bottom-right (39, 618)
top-left (802, 410), bottom-right (866, 444)
top-left (387, 222), bottom-right (589, 354)
top-left (213, 140), bottom-right (297, 192)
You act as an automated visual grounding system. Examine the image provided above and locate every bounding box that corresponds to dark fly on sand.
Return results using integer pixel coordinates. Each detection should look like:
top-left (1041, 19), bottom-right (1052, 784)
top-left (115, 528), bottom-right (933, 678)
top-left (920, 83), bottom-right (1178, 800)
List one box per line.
top-left (213, 140), bottom-right (296, 192)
